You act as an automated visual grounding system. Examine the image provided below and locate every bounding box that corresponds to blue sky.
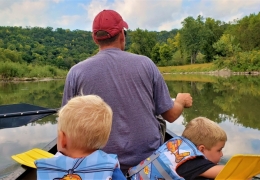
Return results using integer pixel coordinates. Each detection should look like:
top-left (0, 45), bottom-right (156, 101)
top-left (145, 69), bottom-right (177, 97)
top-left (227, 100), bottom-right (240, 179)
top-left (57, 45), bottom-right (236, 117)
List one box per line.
top-left (1, 0), bottom-right (260, 31)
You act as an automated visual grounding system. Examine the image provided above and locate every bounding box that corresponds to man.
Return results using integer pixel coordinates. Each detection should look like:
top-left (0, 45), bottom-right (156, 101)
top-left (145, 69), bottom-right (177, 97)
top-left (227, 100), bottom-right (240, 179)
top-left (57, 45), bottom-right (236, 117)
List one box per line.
top-left (62, 9), bottom-right (192, 174)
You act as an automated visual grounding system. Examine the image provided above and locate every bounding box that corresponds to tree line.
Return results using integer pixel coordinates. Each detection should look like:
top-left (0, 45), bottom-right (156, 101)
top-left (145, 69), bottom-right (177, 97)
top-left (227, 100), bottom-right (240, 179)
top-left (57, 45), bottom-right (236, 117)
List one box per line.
top-left (0, 11), bottom-right (259, 79)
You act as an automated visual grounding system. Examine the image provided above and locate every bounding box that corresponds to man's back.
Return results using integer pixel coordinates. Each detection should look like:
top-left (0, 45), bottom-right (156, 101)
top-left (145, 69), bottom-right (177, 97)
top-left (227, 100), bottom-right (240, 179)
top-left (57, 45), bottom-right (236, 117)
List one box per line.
top-left (62, 48), bottom-right (173, 172)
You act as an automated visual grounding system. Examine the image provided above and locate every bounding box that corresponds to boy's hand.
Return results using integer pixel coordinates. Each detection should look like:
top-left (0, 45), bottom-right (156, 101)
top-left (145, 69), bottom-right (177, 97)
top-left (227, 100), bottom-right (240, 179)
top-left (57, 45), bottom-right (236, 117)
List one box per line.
top-left (175, 93), bottom-right (193, 108)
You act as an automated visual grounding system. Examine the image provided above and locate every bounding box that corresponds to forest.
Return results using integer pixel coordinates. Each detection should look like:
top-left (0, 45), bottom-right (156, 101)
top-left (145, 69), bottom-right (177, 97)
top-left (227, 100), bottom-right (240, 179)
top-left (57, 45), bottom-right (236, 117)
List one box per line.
top-left (0, 12), bottom-right (260, 79)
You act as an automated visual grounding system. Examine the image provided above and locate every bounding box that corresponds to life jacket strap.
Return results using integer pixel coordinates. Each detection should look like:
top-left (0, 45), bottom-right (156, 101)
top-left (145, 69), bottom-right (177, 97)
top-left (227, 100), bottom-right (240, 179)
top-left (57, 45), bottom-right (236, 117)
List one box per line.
top-left (128, 152), bottom-right (160, 176)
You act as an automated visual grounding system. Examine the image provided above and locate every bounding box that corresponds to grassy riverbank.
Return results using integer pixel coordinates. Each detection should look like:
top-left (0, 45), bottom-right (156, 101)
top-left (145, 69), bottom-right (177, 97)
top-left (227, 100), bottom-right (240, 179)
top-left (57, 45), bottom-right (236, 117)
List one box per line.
top-left (0, 61), bottom-right (67, 81)
top-left (158, 62), bottom-right (260, 75)
top-left (158, 63), bottom-right (217, 73)
top-left (1, 62), bottom-right (216, 81)
top-left (1, 62), bottom-right (259, 82)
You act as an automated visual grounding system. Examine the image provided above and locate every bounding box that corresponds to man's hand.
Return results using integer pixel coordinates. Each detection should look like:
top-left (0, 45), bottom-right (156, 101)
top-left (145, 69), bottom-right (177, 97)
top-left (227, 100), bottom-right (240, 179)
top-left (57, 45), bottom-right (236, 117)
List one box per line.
top-left (161, 93), bottom-right (192, 123)
top-left (175, 93), bottom-right (193, 108)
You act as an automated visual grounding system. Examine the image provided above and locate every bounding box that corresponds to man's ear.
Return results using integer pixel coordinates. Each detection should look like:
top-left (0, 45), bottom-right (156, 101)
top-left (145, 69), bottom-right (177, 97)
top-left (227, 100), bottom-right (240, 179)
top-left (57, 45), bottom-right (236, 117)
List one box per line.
top-left (120, 29), bottom-right (125, 41)
top-left (197, 144), bottom-right (205, 153)
top-left (58, 130), bottom-right (67, 148)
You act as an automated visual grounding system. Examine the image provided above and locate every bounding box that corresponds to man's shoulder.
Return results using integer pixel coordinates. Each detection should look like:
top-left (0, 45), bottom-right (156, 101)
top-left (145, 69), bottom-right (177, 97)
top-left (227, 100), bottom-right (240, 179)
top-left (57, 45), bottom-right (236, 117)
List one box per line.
top-left (125, 51), bottom-right (151, 60)
top-left (69, 56), bottom-right (97, 70)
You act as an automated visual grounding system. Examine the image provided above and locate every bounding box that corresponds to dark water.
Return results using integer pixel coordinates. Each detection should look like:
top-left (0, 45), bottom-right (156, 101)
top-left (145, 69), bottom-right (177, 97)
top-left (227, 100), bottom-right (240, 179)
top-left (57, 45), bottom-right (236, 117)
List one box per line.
top-left (0, 75), bottom-right (260, 177)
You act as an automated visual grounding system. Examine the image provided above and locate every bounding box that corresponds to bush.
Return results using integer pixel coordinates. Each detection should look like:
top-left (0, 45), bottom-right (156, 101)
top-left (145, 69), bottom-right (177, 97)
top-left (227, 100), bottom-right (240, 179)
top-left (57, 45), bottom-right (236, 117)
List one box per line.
top-left (213, 50), bottom-right (260, 71)
top-left (0, 62), bottom-right (26, 79)
top-left (196, 52), bottom-right (205, 64)
top-left (0, 62), bottom-right (67, 79)
top-left (170, 50), bottom-right (185, 66)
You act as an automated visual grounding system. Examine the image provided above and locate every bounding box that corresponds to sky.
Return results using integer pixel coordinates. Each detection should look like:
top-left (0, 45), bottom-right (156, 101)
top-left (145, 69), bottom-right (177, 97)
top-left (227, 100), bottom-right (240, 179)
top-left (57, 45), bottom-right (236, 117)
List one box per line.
top-left (0, 0), bottom-right (260, 32)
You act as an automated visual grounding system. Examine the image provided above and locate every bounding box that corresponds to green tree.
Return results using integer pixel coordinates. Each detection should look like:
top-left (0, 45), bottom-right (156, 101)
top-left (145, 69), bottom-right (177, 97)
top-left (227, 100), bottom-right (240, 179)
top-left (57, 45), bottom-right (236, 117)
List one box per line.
top-left (151, 43), bottom-right (161, 64)
top-left (213, 34), bottom-right (241, 57)
top-left (201, 18), bottom-right (226, 62)
top-left (167, 32), bottom-right (180, 53)
top-left (227, 12), bottom-right (260, 51)
top-left (159, 43), bottom-right (173, 66)
top-left (3, 49), bottom-right (22, 63)
top-left (0, 39), bottom-right (4, 48)
top-left (129, 28), bottom-right (157, 58)
top-left (179, 15), bottom-right (206, 64)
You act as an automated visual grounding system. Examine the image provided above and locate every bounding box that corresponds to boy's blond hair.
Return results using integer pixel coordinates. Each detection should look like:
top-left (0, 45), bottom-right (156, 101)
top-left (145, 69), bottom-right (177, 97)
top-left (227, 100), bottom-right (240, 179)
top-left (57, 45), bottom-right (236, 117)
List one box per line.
top-left (58, 95), bottom-right (113, 151)
top-left (182, 117), bottom-right (227, 149)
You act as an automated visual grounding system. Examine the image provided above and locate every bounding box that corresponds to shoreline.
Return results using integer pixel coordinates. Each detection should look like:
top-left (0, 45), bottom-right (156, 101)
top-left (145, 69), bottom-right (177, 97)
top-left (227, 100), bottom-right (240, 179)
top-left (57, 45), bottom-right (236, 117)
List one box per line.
top-left (162, 69), bottom-right (260, 77)
top-left (0, 77), bottom-right (65, 83)
top-left (1, 69), bottom-right (260, 82)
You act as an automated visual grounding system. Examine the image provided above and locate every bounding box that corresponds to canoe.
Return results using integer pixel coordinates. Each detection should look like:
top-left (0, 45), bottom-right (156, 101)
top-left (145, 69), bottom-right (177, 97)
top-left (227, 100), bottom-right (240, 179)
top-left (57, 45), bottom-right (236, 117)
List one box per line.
top-left (4, 129), bottom-right (176, 180)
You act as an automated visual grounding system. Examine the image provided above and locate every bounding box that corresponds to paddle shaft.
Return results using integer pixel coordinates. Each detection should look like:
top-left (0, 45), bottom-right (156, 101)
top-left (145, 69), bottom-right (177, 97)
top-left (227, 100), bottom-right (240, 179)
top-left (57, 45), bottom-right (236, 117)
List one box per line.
top-left (0, 109), bottom-right (58, 118)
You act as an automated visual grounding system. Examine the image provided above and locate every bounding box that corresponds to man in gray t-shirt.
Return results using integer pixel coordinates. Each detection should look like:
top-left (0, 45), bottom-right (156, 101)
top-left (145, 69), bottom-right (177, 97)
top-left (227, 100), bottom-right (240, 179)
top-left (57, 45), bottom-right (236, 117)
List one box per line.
top-left (62, 9), bottom-right (192, 174)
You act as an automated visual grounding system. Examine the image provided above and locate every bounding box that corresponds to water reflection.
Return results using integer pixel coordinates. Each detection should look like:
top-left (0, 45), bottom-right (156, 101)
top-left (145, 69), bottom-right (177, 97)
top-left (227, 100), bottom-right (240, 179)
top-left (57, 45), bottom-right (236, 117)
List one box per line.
top-left (0, 119), bottom-right (57, 176)
top-left (0, 76), bottom-right (260, 176)
top-left (0, 80), bottom-right (65, 108)
top-left (165, 75), bottom-right (260, 130)
top-left (165, 74), bottom-right (260, 165)
top-left (0, 80), bottom-right (64, 176)
top-left (167, 115), bottom-right (260, 164)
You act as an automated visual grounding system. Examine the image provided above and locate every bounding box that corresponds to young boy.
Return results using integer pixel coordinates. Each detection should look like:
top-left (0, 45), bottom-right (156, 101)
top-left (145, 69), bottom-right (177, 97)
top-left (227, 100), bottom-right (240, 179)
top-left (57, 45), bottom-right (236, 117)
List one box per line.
top-left (35, 95), bottom-right (126, 180)
top-left (128, 117), bottom-right (227, 180)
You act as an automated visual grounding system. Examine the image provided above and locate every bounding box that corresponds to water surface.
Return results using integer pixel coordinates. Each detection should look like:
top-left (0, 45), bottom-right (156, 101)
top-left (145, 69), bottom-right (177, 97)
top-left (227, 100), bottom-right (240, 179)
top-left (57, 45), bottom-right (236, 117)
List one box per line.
top-left (0, 75), bottom-right (260, 176)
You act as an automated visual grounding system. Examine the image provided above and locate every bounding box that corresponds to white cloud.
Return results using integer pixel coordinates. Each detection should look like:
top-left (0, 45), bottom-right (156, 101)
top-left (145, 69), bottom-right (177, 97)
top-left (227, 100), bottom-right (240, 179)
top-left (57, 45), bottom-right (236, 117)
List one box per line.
top-left (52, 0), bottom-right (63, 3)
top-left (0, 0), bottom-right (50, 27)
top-left (84, 0), bottom-right (183, 30)
top-left (158, 18), bottom-right (184, 31)
top-left (0, 0), bottom-right (260, 31)
top-left (0, 0), bottom-right (85, 30)
top-left (113, 0), bottom-right (183, 30)
top-left (194, 0), bottom-right (260, 23)
top-left (83, 0), bottom-right (110, 21)
top-left (55, 15), bottom-right (81, 27)
top-left (84, 0), bottom-right (260, 31)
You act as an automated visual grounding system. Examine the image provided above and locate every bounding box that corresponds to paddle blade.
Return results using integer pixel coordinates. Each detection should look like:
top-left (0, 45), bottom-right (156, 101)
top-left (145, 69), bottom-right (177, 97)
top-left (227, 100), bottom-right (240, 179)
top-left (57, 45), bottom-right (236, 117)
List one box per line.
top-left (11, 148), bottom-right (54, 168)
top-left (215, 154), bottom-right (260, 179)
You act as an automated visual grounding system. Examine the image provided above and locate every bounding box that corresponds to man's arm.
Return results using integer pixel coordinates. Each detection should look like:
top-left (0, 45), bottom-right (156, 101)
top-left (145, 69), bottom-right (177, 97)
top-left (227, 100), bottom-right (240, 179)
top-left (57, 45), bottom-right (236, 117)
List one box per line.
top-left (161, 93), bottom-right (192, 123)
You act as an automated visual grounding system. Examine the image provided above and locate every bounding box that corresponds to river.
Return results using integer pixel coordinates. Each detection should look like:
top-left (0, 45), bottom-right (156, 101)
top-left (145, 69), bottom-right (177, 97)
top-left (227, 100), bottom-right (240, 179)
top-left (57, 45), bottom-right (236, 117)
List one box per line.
top-left (0, 74), bottom-right (260, 177)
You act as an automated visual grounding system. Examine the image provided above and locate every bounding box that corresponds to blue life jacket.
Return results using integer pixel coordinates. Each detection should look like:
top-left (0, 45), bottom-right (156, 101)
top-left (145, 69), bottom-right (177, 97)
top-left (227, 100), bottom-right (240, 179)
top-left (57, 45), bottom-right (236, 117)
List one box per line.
top-left (35, 150), bottom-right (119, 180)
top-left (128, 136), bottom-right (205, 180)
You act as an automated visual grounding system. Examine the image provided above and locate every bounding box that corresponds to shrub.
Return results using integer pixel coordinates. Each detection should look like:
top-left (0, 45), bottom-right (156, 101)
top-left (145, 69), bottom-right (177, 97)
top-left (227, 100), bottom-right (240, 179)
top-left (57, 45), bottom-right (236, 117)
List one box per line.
top-left (213, 50), bottom-right (260, 71)
top-left (0, 62), bottom-right (26, 79)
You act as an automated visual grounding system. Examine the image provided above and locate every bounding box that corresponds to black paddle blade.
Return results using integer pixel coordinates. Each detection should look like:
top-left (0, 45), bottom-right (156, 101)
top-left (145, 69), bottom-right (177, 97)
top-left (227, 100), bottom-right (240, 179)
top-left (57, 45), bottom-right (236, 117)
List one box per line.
top-left (0, 103), bottom-right (58, 129)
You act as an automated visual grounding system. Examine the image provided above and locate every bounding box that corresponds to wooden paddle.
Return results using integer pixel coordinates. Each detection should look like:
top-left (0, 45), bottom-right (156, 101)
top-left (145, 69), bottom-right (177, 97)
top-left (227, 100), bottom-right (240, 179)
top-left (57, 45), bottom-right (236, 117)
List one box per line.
top-left (0, 103), bottom-right (59, 129)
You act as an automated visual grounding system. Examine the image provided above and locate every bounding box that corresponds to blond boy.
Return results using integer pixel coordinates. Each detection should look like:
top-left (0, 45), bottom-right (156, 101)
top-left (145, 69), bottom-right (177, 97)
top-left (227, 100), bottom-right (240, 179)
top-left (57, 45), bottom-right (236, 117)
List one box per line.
top-left (177, 117), bottom-right (227, 179)
top-left (128, 117), bottom-right (227, 180)
top-left (35, 95), bottom-right (126, 180)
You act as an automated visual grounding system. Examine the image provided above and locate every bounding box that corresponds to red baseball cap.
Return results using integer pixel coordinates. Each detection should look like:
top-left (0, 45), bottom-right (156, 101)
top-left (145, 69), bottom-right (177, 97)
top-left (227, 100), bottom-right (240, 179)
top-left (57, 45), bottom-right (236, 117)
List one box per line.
top-left (92, 10), bottom-right (128, 40)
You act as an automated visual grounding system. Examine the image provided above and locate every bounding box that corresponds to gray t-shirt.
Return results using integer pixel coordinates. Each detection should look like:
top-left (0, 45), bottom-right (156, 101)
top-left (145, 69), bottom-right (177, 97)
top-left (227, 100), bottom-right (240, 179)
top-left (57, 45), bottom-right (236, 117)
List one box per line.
top-left (62, 48), bottom-right (173, 172)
